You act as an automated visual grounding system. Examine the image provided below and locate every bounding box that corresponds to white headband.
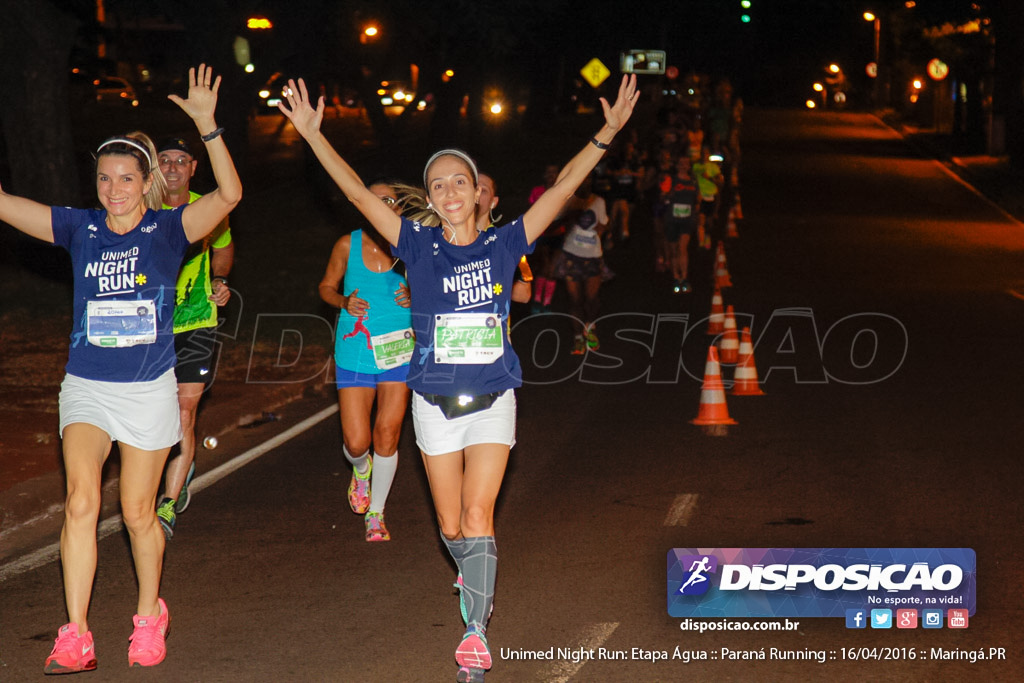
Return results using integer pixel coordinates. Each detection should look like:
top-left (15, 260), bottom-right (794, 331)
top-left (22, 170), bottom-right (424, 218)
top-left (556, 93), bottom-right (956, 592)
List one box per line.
top-left (423, 148), bottom-right (478, 188)
top-left (97, 138), bottom-right (152, 170)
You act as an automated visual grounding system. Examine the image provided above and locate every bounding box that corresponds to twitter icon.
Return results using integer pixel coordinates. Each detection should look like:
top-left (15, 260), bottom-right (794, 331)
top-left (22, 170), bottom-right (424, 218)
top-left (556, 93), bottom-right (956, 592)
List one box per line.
top-left (870, 609), bottom-right (892, 629)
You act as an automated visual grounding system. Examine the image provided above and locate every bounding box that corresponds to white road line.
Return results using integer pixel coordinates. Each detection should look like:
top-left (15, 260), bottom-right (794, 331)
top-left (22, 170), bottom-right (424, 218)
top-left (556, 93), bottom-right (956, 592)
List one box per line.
top-left (538, 622), bottom-right (619, 683)
top-left (664, 493), bottom-right (698, 526)
top-left (0, 404), bottom-right (338, 584)
top-left (0, 503), bottom-right (64, 545)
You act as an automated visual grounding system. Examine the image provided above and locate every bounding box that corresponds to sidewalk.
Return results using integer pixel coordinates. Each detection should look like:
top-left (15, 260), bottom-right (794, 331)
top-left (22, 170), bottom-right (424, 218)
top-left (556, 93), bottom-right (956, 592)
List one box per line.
top-left (879, 111), bottom-right (1024, 225)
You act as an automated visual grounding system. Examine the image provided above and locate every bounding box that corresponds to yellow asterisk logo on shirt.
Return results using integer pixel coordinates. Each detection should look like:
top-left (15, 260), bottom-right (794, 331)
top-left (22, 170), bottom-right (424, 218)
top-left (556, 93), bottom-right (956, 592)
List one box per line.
top-left (493, 283), bottom-right (503, 295)
top-left (135, 274), bottom-right (148, 285)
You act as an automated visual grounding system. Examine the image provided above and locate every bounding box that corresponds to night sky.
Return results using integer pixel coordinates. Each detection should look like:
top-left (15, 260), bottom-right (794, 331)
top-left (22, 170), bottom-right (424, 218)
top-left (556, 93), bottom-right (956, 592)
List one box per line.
top-left (77, 0), bottom-right (992, 108)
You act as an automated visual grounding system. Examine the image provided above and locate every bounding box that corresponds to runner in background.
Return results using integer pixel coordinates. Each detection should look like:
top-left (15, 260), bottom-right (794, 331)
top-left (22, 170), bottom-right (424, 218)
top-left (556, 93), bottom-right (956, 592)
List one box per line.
top-left (693, 146), bottom-right (724, 245)
top-left (661, 154), bottom-right (700, 293)
top-left (527, 164), bottom-right (560, 313)
top-left (555, 208), bottom-right (608, 354)
top-left (476, 172), bottom-right (532, 305)
top-left (319, 180), bottom-right (411, 542)
top-left (155, 137), bottom-right (234, 539)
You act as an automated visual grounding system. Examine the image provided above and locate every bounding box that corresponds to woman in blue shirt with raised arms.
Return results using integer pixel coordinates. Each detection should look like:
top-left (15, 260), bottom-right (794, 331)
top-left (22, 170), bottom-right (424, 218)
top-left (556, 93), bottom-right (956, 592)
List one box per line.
top-left (279, 74), bottom-right (637, 683)
top-left (0, 65), bottom-right (241, 674)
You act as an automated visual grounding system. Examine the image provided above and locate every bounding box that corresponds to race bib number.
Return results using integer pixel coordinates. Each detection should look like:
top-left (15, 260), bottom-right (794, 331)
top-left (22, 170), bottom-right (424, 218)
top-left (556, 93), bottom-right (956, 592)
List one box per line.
top-left (86, 299), bottom-right (157, 348)
top-left (672, 203), bottom-right (693, 218)
top-left (371, 328), bottom-right (415, 369)
top-left (433, 313), bottom-right (504, 364)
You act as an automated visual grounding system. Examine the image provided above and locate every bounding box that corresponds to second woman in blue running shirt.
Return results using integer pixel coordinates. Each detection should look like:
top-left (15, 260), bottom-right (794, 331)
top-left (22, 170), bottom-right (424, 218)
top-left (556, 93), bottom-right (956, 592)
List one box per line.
top-left (279, 73), bottom-right (638, 683)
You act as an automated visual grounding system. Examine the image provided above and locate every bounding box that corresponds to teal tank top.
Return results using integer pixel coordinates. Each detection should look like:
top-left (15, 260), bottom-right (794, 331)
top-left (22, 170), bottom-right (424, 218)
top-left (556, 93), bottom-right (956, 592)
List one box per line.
top-left (333, 230), bottom-right (412, 374)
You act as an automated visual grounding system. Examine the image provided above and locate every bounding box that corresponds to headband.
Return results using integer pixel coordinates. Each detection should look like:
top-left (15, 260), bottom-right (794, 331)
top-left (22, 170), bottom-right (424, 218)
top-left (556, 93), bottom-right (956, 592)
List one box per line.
top-left (97, 137), bottom-right (152, 170)
top-left (423, 148), bottom-right (478, 188)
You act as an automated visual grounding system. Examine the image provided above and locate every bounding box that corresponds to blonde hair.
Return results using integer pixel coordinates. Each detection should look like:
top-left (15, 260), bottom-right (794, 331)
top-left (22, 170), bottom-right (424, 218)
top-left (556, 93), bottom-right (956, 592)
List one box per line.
top-left (393, 183), bottom-right (442, 227)
top-left (96, 131), bottom-right (168, 210)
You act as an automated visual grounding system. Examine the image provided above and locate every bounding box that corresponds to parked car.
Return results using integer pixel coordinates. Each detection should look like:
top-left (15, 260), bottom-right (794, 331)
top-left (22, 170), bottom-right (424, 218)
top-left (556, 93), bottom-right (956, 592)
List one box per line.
top-left (92, 76), bottom-right (139, 107)
top-left (256, 72), bottom-right (290, 113)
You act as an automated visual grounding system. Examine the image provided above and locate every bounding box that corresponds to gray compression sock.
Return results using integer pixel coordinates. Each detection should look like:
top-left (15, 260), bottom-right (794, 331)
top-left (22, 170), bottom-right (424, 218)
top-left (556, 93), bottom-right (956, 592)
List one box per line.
top-left (460, 536), bottom-right (497, 629)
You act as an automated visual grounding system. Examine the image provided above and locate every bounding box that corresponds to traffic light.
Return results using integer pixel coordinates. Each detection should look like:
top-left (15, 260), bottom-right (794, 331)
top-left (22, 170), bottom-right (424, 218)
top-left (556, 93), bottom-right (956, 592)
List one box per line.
top-left (740, 0), bottom-right (752, 23)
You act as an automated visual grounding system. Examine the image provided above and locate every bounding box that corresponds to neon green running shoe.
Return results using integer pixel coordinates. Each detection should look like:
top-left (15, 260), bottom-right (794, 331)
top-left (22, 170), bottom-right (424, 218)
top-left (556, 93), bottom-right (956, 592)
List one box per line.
top-left (156, 498), bottom-right (176, 540)
top-left (175, 462), bottom-right (196, 513)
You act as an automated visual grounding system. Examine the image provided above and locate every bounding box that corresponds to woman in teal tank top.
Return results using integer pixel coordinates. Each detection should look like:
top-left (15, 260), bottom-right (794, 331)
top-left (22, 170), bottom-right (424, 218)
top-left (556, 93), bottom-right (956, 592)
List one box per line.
top-left (318, 182), bottom-right (411, 542)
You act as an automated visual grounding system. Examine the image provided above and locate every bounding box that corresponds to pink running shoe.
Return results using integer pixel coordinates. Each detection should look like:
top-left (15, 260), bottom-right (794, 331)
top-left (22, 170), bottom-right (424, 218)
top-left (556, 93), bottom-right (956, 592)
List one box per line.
top-left (455, 624), bottom-right (492, 670)
top-left (364, 511), bottom-right (391, 542)
top-left (128, 598), bottom-right (170, 667)
top-left (44, 623), bottom-right (97, 674)
top-left (347, 459), bottom-right (372, 514)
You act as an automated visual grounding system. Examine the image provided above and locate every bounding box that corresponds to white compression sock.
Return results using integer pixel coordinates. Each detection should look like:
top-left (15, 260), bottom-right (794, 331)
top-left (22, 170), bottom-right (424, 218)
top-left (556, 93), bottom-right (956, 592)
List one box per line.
top-left (368, 451), bottom-right (398, 513)
top-left (343, 445), bottom-right (370, 475)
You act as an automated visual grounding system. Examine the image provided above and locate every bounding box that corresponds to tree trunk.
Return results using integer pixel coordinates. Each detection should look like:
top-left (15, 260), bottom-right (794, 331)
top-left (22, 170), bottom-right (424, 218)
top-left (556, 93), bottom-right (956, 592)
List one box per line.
top-left (0, 0), bottom-right (80, 206)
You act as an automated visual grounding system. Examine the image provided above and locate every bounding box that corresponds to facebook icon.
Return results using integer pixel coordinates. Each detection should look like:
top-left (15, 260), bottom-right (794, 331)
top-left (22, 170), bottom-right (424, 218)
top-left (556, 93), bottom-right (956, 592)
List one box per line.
top-left (846, 609), bottom-right (867, 629)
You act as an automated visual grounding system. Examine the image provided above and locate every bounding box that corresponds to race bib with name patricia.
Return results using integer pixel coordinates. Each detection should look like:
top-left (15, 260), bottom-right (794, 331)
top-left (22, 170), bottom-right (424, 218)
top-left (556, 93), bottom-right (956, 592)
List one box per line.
top-left (433, 313), bottom-right (504, 364)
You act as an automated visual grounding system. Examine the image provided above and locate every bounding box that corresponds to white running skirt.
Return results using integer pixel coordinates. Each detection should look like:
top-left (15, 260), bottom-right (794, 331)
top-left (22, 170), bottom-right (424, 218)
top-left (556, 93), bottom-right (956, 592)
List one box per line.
top-left (59, 369), bottom-right (181, 450)
top-left (412, 390), bottom-right (516, 455)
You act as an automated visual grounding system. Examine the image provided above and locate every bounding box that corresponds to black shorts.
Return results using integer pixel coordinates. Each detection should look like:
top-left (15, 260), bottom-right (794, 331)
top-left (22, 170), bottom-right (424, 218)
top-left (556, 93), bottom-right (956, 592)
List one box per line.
top-left (554, 252), bottom-right (605, 281)
top-left (700, 197), bottom-right (718, 216)
top-left (664, 219), bottom-right (698, 243)
top-left (174, 326), bottom-right (219, 385)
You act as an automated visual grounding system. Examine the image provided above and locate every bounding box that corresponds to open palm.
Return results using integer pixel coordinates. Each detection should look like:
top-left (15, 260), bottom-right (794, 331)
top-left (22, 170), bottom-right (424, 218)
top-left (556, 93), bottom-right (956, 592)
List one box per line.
top-left (277, 78), bottom-right (324, 140)
top-left (168, 64), bottom-right (220, 122)
top-left (600, 74), bottom-right (639, 132)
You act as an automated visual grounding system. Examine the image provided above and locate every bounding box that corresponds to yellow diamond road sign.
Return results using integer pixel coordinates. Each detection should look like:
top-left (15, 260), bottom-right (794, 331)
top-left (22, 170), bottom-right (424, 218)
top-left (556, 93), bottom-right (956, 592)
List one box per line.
top-left (582, 58), bottom-right (611, 89)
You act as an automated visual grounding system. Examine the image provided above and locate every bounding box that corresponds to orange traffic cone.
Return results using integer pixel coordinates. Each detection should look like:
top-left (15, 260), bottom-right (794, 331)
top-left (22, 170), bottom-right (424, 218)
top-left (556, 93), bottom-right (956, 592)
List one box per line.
top-left (718, 306), bottom-right (739, 364)
top-left (733, 192), bottom-right (744, 220)
top-left (731, 327), bottom-right (765, 396)
top-left (707, 286), bottom-right (725, 335)
top-left (726, 206), bottom-right (739, 238)
top-left (714, 242), bottom-right (733, 288)
top-left (691, 345), bottom-right (737, 435)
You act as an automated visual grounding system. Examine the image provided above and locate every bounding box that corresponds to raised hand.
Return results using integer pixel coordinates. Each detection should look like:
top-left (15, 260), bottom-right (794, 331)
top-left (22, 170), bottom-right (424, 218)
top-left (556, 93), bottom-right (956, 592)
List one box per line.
top-left (277, 78), bottom-right (324, 140)
top-left (168, 64), bottom-right (221, 126)
top-left (600, 74), bottom-right (639, 132)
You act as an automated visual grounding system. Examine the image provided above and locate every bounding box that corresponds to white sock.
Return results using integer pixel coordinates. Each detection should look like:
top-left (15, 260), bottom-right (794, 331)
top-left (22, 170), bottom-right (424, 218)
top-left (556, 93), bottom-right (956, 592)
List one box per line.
top-left (343, 445), bottom-right (370, 475)
top-left (368, 452), bottom-right (397, 513)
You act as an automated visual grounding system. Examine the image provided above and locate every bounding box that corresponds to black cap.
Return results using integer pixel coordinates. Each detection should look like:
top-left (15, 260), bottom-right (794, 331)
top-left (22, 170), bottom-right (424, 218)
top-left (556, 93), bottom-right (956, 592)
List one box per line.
top-left (157, 137), bottom-right (192, 156)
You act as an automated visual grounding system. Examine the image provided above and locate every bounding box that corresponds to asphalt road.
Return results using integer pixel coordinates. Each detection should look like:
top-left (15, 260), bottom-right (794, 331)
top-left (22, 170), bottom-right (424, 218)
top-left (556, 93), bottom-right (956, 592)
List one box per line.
top-left (2, 108), bottom-right (1023, 681)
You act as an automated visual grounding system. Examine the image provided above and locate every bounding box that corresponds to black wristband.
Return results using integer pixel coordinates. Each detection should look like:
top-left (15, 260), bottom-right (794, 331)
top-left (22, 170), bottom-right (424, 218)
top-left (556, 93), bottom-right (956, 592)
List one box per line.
top-left (590, 137), bottom-right (609, 150)
top-left (201, 127), bottom-right (225, 142)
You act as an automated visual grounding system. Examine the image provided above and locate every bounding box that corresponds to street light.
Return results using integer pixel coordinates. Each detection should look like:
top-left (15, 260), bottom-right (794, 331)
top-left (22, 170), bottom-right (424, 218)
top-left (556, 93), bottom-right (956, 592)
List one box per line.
top-left (864, 11), bottom-right (881, 106)
top-left (360, 23), bottom-right (380, 44)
